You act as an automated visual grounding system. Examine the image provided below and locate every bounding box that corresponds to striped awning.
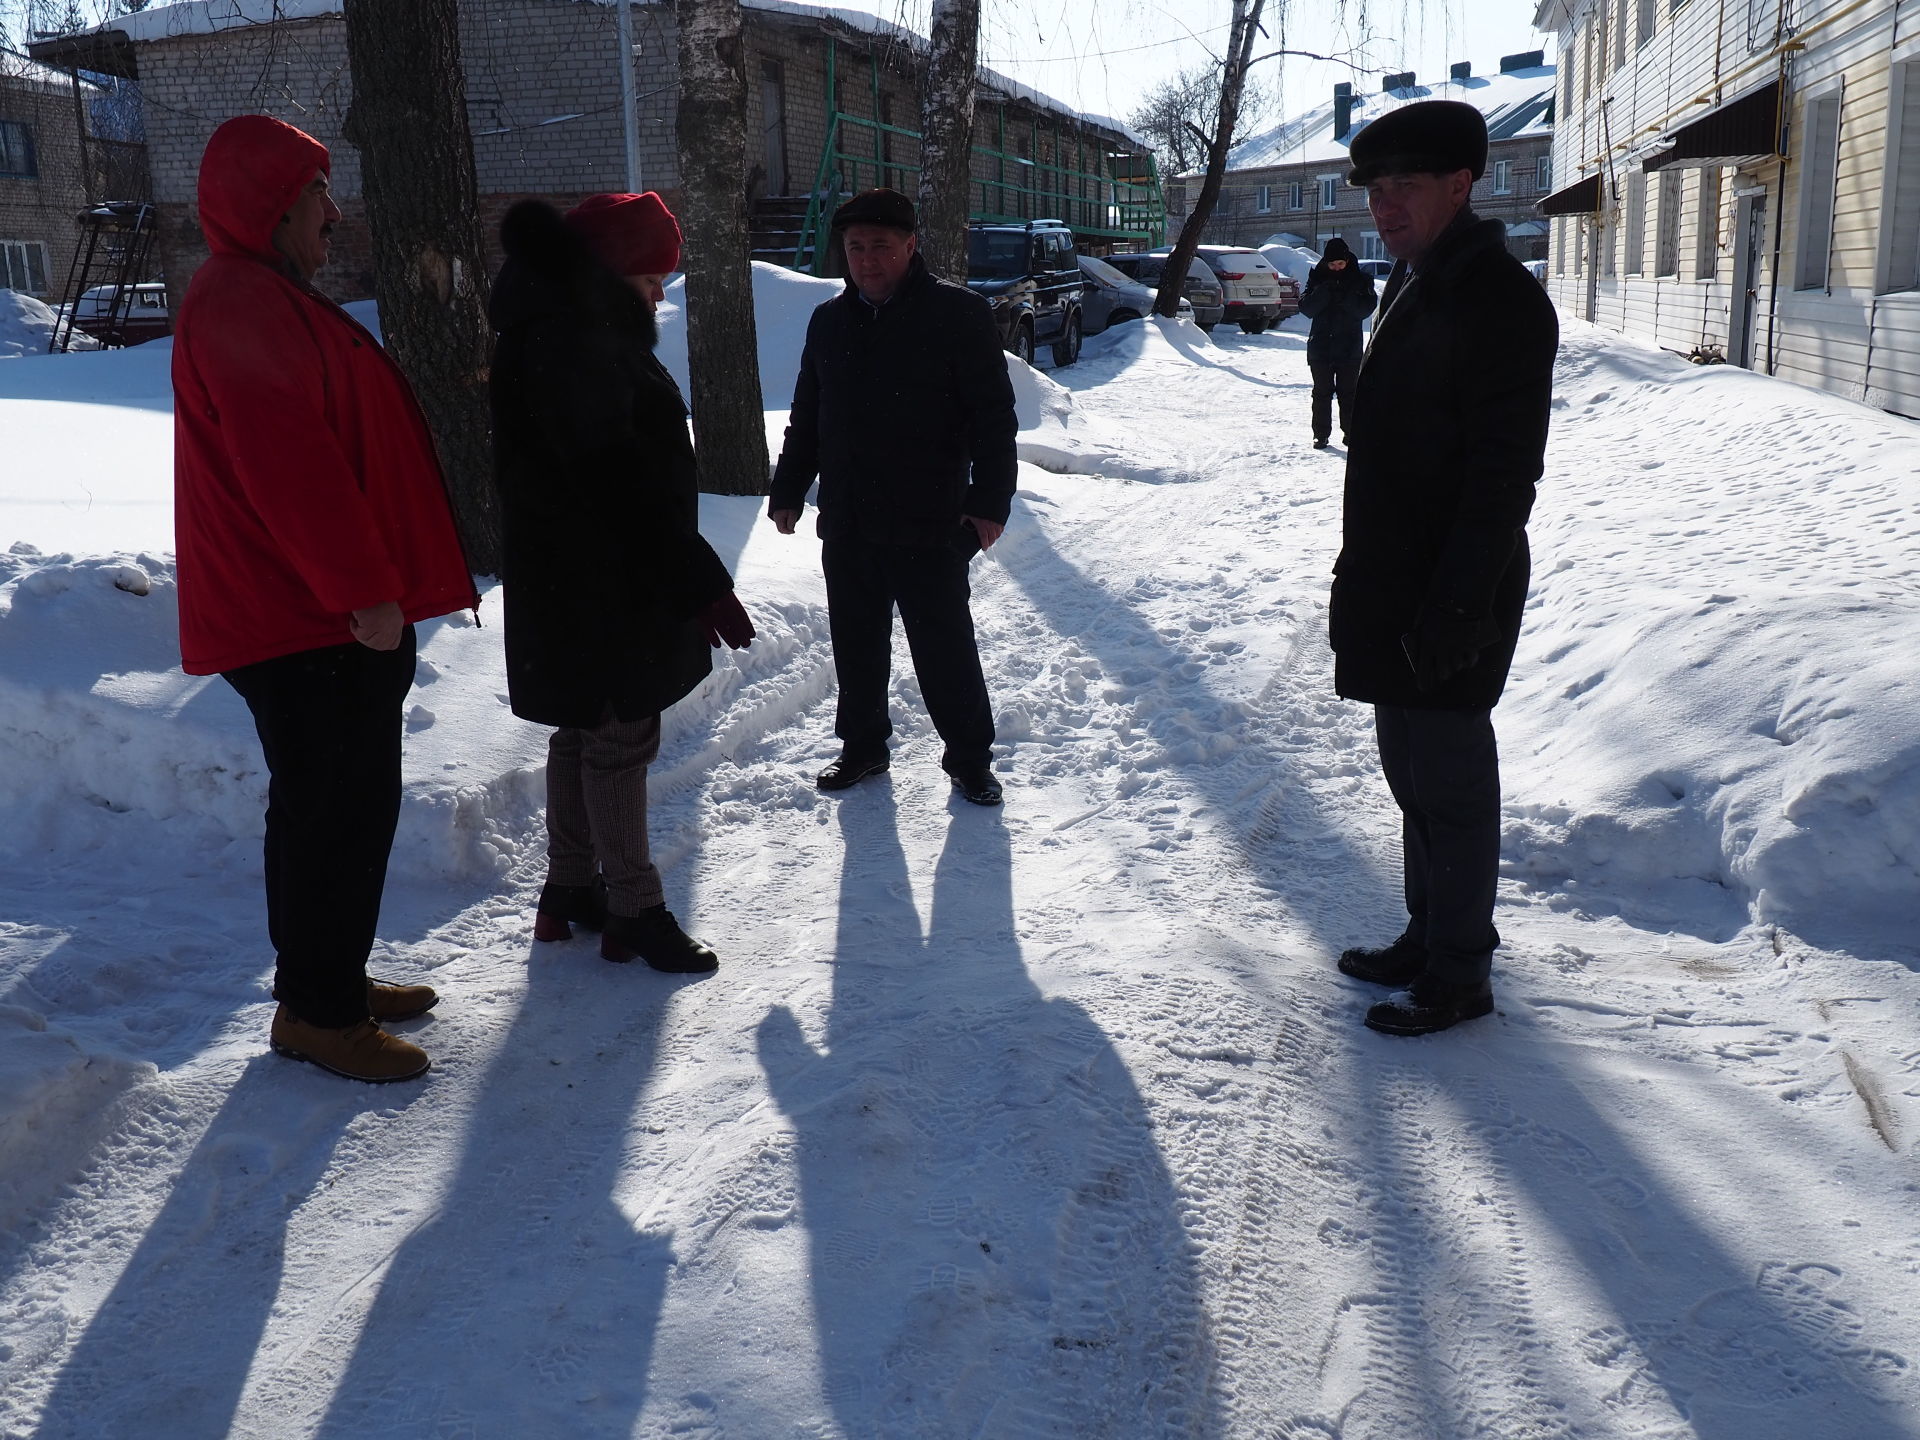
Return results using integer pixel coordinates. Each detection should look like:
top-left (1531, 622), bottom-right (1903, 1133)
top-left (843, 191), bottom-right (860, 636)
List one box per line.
top-left (1537, 174), bottom-right (1601, 216)
top-left (1642, 80), bottom-right (1783, 172)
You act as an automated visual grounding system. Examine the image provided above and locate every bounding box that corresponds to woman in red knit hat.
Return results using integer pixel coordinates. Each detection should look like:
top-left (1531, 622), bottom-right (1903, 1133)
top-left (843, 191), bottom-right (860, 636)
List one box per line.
top-left (489, 192), bottom-right (754, 972)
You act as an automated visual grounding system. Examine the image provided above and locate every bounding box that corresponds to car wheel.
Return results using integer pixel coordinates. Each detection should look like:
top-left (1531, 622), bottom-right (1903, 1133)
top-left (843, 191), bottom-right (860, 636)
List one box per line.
top-left (1199, 321), bottom-right (1216, 333)
top-left (1239, 317), bottom-right (1267, 334)
top-left (1109, 309), bottom-right (1140, 326)
top-left (1013, 322), bottom-right (1036, 365)
top-left (1051, 312), bottom-right (1082, 367)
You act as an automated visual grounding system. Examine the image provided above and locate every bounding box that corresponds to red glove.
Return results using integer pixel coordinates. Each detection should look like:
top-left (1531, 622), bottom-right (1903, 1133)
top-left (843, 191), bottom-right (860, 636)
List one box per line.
top-left (701, 591), bottom-right (755, 650)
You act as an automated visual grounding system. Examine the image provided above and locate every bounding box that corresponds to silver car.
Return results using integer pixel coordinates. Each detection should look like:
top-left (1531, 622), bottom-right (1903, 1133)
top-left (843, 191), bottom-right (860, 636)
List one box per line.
top-left (1099, 252), bottom-right (1226, 331)
top-left (1076, 254), bottom-right (1190, 334)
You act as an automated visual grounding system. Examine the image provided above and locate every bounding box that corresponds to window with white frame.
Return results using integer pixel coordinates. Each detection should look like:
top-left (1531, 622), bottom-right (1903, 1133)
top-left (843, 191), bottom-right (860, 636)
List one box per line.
top-left (1319, 175), bottom-right (1338, 209)
top-left (1600, 210), bottom-right (1617, 277)
top-left (1493, 160), bottom-right (1513, 195)
top-left (1655, 169), bottom-right (1681, 275)
top-left (1256, 184), bottom-right (1272, 214)
top-left (1879, 58), bottom-right (1920, 294)
top-left (0, 239), bottom-right (49, 295)
top-left (0, 120), bottom-right (35, 178)
top-left (1638, 0), bottom-right (1657, 45)
top-left (1625, 172), bottom-right (1647, 273)
top-left (1360, 231), bottom-right (1386, 261)
top-left (1554, 217), bottom-right (1567, 274)
top-left (1614, 0), bottom-right (1630, 70)
top-left (1696, 168), bottom-right (1723, 279)
top-left (1795, 90), bottom-right (1842, 290)
top-left (1537, 155), bottom-right (1553, 193)
top-left (1287, 180), bottom-right (1304, 210)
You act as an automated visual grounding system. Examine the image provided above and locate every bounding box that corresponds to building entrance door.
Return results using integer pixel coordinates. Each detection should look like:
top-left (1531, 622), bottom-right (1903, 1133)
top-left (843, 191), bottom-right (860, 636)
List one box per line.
top-left (761, 61), bottom-right (789, 194)
top-left (1729, 193), bottom-right (1767, 369)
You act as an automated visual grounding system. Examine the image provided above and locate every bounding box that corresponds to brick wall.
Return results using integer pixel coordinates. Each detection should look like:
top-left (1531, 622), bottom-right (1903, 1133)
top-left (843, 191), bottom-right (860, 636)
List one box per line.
top-left (0, 72), bottom-right (93, 300)
top-left (131, 0), bottom-right (1147, 303)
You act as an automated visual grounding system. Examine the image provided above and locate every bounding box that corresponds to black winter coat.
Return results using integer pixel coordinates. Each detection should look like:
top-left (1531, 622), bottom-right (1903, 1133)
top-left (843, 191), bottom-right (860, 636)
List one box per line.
top-left (489, 201), bottom-right (735, 729)
top-left (1330, 213), bottom-right (1558, 711)
top-left (1298, 262), bottom-right (1377, 359)
top-left (769, 255), bottom-right (1018, 547)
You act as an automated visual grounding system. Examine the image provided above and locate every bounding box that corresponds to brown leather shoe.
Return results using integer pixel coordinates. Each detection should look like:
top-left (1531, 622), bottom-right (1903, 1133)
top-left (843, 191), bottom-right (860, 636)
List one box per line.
top-left (367, 976), bottom-right (438, 1023)
top-left (270, 1006), bottom-right (430, 1082)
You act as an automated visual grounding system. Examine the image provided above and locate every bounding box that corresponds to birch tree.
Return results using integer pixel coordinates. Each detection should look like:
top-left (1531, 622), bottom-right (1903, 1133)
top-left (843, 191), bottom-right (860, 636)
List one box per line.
top-left (915, 0), bottom-right (981, 283)
top-left (342, 0), bottom-right (500, 572)
top-left (675, 0), bottom-right (770, 495)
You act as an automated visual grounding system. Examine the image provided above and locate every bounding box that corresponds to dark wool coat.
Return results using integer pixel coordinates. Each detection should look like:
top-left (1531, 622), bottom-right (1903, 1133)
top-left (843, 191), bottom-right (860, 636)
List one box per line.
top-left (489, 201), bottom-right (735, 729)
top-left (768, 254), bottom-right (1019, 547)
top-left (1330, 212), bottom-right (1558, 711)
top-left (1297, 262), bottom-right (1378, 360)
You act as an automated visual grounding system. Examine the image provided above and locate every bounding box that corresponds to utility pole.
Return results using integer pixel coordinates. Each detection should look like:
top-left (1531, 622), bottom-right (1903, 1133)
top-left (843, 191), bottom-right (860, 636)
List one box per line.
top-left (614, 0), bottom-right (641, 191)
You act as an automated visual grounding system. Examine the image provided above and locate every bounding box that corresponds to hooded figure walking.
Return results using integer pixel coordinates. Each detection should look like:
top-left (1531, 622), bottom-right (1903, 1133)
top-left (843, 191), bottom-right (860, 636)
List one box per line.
top-left (490, 193), bottom-right (754, 972)
top-left (1329, 100), bottom-right (1558, 1035)
top-left (173, 115), bottom-right (478, 1083)
top-left (1297, 237), bottom-right (1377, 449)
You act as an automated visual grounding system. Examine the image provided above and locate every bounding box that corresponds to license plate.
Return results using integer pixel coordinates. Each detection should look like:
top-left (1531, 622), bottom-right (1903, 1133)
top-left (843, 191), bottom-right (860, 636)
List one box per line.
top-left (1246, 287), bottom-right (1272, 297)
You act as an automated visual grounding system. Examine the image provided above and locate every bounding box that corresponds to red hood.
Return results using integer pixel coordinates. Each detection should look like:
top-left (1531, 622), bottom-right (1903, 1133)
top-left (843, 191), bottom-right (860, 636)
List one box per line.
top-left (196, 114), bottom-right (330, 260)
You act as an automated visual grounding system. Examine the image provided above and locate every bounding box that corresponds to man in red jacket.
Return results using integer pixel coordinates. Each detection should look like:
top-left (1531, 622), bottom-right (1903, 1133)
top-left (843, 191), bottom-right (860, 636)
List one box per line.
top-left (173, 115), bottom-right (477, 1082)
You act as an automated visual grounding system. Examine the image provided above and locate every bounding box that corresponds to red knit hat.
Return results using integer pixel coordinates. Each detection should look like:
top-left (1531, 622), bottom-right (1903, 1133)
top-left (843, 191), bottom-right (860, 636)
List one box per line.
top-left (563, 192), bottom-right (682, 275)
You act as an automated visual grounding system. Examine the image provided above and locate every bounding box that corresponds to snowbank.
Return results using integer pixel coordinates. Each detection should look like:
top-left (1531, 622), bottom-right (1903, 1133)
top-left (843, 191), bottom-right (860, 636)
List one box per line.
top-left (0, 291), bottom-right (98, 359)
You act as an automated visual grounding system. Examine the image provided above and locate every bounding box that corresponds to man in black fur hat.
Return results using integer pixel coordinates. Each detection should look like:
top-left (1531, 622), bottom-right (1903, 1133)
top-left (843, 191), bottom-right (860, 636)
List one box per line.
top-left (1328, 100), bottom-right (1559, 1035)
top-left (768, 188), bottom-right (1018, 806)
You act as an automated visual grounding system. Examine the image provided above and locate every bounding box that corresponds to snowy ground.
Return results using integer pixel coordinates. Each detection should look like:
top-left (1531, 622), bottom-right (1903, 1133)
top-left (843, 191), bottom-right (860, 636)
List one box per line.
top-left (1, 273), bottom-right (1917, 1440)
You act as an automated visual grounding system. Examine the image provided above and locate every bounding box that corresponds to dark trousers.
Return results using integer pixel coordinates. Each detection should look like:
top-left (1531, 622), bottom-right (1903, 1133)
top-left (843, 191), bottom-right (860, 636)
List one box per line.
top-left (1309, 351), bottom-right (1359, 443)
top-left (545, 711), bottom-right (665, 916)
top-left (1374, 704), bottom-right (1501, 985)
top-left (821, 532), bottom-right (994, 771)
top-left (224, 630), bottom-right (417, 1029)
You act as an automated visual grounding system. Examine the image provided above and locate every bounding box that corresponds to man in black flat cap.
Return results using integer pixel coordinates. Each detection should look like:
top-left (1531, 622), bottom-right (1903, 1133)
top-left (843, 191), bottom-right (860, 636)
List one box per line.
top-left (1327, 99), bottom-right (1559, 1035)
top-left (768, 188), bottom-right (1019, 805)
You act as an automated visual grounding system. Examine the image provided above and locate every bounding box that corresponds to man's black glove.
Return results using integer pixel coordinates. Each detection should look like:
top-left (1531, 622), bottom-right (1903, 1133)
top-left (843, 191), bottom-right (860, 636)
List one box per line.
top-left (1401, 607), bottom-right (1502, 692)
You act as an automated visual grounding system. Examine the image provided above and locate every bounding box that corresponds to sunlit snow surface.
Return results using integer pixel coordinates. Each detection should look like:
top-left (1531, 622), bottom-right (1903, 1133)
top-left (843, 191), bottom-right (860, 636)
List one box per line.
top-left (2, 266), bottom-right (1917, 1439)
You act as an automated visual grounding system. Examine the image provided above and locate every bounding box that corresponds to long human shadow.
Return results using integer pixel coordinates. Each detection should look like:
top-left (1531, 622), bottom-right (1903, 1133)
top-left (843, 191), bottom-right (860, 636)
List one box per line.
top-left (993, 516), bottom-right (1394, 963)
top-left (28, 1056), bottom-right (378, 1439)
top-left (996, 519), bottom-right (1909, 1433)
top-left (756, 794), bottom-right (1219, 1435)
top-left (312, 942), bottom-right (687, 1439)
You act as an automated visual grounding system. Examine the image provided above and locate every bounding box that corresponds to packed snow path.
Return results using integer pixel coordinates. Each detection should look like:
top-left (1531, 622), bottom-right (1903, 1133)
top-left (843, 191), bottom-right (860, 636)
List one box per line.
top-left (2, 308), bottom-right (1918, 1439)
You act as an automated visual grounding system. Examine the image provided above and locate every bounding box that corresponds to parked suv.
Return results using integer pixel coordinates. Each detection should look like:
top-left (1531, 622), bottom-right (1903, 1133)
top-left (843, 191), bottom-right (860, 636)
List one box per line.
top-left (1179, 246), bottom-right (1296, 332)
top-left (69, 281), bottom-right (170, 346)
top-left (965, 220), bottom-right (1083, 366)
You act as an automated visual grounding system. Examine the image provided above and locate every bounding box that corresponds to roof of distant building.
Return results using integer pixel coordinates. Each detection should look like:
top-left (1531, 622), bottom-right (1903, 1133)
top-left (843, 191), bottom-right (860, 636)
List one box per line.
top-left (1204, 62), bottom-right (1557, 178)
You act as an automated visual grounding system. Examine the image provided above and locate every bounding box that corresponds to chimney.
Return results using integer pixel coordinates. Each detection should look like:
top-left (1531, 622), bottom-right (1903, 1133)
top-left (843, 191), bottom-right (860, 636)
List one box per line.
top-left (1332, 81), bottom-right (1354, 138)
top-left (1499, 50), bottom-right (1545, 72)
top-left (1450, 61), bottom-right (1472, 82)
top-left (1382, 71), bottom-right (1415, 93)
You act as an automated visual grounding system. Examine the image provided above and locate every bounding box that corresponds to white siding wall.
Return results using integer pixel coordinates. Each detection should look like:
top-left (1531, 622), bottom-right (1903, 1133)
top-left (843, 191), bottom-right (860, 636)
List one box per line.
top-left (1541, 0), bottom-right (1913, 416)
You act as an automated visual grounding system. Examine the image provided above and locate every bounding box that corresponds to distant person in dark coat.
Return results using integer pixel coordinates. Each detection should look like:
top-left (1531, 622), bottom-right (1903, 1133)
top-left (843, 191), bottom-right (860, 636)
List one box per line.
top-left (767, 188), bottom-right (1019, 806)
top-left (1329, 100), bottom-right (1559, 1036)
top-left (175, 115), bottom-right (478, 1084)
top-left (490, 192), bottom-right (754, 973)
top-left (1296, 236), bottom-right (1376, 448)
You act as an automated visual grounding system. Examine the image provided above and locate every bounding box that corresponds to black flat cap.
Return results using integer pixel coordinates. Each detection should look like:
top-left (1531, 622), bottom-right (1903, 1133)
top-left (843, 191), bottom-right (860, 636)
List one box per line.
top-left (832, 188), bottom-right (917, 232)
top-left (1346, 100), bottom-right (1488, 186)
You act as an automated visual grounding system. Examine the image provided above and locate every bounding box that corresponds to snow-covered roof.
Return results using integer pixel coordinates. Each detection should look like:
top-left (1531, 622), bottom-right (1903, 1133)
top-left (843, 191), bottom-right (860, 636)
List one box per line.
top-left (1213, 63), bottom-right (1557, 177)
top-left (86, 0), bottom-right (1148, 149)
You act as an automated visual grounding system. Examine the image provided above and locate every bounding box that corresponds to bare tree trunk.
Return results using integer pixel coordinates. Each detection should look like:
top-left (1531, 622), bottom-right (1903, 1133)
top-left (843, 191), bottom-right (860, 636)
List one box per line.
top-left (1154, 0), bottom-right (1267, 320)
top-left (675, 0), bottom-right (770, 496)
top-left (915, 0), bottom-right (981, 283)
top-left (342, 0), bottom-right (499, 574)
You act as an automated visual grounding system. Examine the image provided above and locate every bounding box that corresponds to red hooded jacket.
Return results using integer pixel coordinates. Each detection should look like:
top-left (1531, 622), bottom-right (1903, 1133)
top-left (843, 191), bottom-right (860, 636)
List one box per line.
top-left (171, 115), bottom-right (477, 675)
